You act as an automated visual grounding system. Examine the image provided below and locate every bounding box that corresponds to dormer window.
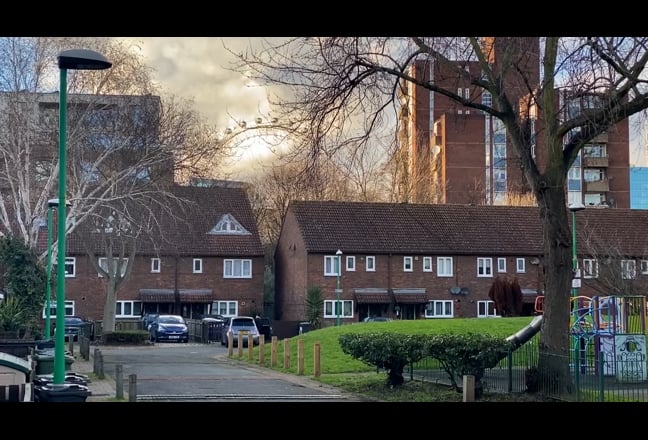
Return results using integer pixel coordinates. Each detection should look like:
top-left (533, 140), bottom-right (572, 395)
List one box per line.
top-left (209, 213), bottom-right (251, 235)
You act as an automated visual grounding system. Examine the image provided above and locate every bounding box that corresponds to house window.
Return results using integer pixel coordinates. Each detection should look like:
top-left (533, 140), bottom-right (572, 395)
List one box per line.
top-left (497, 258), bottom-right (506, 273)
top-left (346, 256), bottom-right (356, 272)
top-left (43, 300), bottom-right (74, 319)
top-left (151, 258), bottom-right (161, 273)
top-left (437, 257), bottom-right (453, 277)
top-left (366, 256), bottom-right (375, 272)
top-left (641, 260), bottom-right (648, 275)
top-left (583, 259), bottom-right (598, 278)
top-left (403, 256), bottom-right (413, 272)
top-left (324, 255), bottom-right (341, 276)
top-left (193, 258), bottom-right (203, 274)
top-left (212, 301), bottom-right (237, 317)
top-left (64, 257), bottom-right (76, 278)
top-left (209, 213), bottom-right (251, 235)
top-left (224, 259), bottom-right (252, 278)
top-left (324, 300), bottom-right (354, 318)
top-left (477, 300), bottom-right (499, 318)
top-left (621, 259), bottom-right (636, 280)
top-left (477, 258), bottom-right (493, 277)
top-left (116, 300), bottom-right (142, 318)
top-left (516, 258), bottom-right (526, 273)
top-left (98, 257), bottom-right (128, 278)
top-left (423, 257), bottom-right (433, 272)
top-left (424, 300), bottom-right (453, 318)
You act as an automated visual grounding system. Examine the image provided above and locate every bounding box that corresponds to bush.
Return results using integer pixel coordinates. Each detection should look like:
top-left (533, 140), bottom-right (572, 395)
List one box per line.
top-left (102, 330), bottom-right (150, 345)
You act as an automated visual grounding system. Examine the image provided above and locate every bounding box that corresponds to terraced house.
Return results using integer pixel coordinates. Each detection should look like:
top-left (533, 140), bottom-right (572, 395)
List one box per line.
top-left (275, 201), bottom-right (648, 324)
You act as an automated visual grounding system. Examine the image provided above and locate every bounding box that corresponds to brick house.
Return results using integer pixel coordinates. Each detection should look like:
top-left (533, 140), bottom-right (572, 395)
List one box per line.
top-left (43, 183), bottom-right (265, 322)
top-left (275, 201), bottom-right (648, 324)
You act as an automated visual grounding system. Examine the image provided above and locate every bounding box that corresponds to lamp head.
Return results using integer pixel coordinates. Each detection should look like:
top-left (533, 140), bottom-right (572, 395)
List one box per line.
top-left (336, 249), bottom-right (342, 256)
top-left (568, 202), bottom-right (586, 212)
top-left (58, 49), bottom-right (112, 70)
top-left (47, 198), bottom-right (72, 208)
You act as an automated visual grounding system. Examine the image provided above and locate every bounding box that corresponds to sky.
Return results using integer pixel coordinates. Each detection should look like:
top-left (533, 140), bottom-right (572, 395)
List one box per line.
top-left (119, 37), bottom-right (648, 172)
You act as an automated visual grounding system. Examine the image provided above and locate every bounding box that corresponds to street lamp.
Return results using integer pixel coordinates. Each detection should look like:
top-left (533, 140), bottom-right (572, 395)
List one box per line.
top-left (569, 202), bottom-right (586, 300)
top-left (54, 49), bottom-right (112, 385)
top-left (44, 198), bottom-right (70, 340)
top-left (335, 249), bottom-right (342, 326)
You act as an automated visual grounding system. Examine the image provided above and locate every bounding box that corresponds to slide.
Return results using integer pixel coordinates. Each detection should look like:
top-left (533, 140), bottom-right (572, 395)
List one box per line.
top-left (505, 315), bottom-right (543, 350)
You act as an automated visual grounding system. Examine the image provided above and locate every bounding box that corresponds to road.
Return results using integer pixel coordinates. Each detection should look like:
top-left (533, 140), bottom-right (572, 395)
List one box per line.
top-left (99, 342), bottom-right (362, 402)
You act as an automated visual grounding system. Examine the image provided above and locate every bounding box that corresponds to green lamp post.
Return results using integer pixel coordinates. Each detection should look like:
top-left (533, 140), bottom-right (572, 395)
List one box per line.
top-left (335, 249), bottom-right (342, 326)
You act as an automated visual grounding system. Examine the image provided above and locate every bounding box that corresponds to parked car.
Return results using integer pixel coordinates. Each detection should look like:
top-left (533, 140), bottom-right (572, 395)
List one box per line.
top-left (55, 316), bottom-right (91, 342)
top-left (149, 314), bottom-right (189, 343)
top-left (363, 316), bottom-right (393, 322)
top-left (254, 316), bottom-right (273, 342)
top-left (220, 316), bottom-right (259, 348)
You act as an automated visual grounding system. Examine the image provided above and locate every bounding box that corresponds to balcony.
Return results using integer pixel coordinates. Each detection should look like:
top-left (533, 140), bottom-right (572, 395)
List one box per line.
top-left (583, 156), bottom-right (608, 167)
top-left (585, 179), bottom-right (609, 192)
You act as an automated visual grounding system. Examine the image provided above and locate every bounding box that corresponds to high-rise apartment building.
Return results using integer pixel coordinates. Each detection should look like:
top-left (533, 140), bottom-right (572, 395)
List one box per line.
top-left (396, 37), bottom-right (631, 208)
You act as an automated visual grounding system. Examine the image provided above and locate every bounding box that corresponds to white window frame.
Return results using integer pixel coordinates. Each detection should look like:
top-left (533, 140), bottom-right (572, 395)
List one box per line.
top-left (365, 256), bottom-right (375, 272)
top-left (98, 257), bottom-right (128, 278)
top-left (43, 300), bottom-right (74, 319)
top-left (621, 259), bottom-right (637, 280)
top-left (223, 259), bottom-right (252, 279)
top-left (477, 300), bottom-right (499, 318)
top-left (116, 300), bottom-right (143, 318)
top-left (212, 300), bottom-right (238, 317)
top-left (346, 256), bottom-right (356, 272)
top-left (423, 257), bottom-right (433, 272)
top-left (641, 260), bottom-right (648, 275)
top-left (403, 256), bottom-right (413, 272)
top-left (437, 257), bottom-right (453, 277)
top-left (64, 257), bottom-right (76, 278)
top-left (583, 259), bottom-right (599, 278)
top-left (424, 300), bottom-right (453, 318)
top-left (193, 258), bottom-right (203, 274)
top-left (477, 257), bottom-right (493, 277)
top-left (497, 258), bottom-right (506, 273)
top-left (324, 300), bottom-right (354, 318)
top-left (516, 258), bottom-right (526, 273)
top-left (324, 255), bottom-right (341, 276)
top-left (151, 257), bottom-right (161, 273)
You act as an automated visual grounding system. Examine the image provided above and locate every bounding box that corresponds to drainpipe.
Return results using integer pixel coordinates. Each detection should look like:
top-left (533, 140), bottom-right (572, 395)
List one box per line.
top-left (174, 256), bottom-right (180, 315)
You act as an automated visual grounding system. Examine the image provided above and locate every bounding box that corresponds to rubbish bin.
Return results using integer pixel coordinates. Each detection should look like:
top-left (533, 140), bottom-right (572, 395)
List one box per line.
top-left (34, 383), bottom-right (91, 402)
top-left (34, 372), bottom-right (88, 387)
top-left (298, 322), bottom-right (312, 334)
top-left (34, 352), bottom-right (75, 375)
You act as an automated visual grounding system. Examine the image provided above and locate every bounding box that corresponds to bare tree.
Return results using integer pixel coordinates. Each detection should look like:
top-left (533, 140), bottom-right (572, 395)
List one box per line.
top-left (229, 36), bottom-right (648, 393)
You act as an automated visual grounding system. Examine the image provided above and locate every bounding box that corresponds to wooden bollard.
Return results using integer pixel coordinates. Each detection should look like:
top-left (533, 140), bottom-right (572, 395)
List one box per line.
top-left (271, 336), bottom-right (278, 367)
top-left (68, 338), bottom-right (74, 356)
top-left (463, 375), bottom-right (475, 402)
top-left (259, 335), bottom-right (265, 365)
top-left (237, 333), bottom-right (244, 357)
top-left (227, 331), bottom-right (234, 356)
top-left (94, 348), bottom-right (104, 379)
top-left (313, 342), bottom-right (321, 378)
top-left (128, 374), bottom-right (137, 402)
top-left (297, 338), bottom-right (304, 375)
top-left (248, 334), bottom-right (254, 360)
top-left (115, 364), bottom-right (123, 399)
top-left (283, 338), bottom-right (291, 369)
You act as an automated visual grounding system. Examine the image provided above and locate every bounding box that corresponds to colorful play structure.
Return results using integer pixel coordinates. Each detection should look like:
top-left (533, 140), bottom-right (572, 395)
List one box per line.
top-left (535, 294), bottom-right (647, 382)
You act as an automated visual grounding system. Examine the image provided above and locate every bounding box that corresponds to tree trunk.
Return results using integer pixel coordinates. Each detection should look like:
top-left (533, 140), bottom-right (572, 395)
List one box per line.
top-left (537, 182), bottom-right (575, 396)
top-left (102, 281), bottom-right (118, 338)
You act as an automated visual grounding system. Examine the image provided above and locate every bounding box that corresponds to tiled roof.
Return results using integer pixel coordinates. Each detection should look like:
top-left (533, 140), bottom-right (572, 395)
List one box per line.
top-left (288, 201), bottom-right (648, 257)
top-left (67, 184), bottom-right (264, 257)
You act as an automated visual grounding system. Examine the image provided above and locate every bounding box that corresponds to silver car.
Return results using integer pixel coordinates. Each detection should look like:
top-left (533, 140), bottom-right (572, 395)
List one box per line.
top-left (220, 316), bottom-right (260, 347)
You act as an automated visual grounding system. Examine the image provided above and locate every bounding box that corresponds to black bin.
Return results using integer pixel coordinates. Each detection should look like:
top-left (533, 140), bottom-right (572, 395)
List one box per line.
top-left (34, 383), bottom-right (91, 402)
top-left (298, 322), bottom-right (312, 334)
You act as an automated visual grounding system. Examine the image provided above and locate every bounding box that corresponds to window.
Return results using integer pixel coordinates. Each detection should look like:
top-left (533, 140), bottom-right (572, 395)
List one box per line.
top-left (151, 258), bottom-right (161, 273)
top-left (516, 258), bottom-right (526, 273)
top-left (98, 257), bottom-right (128, 278)
top-left (583, 259), bottom-right (598, 278)
top-left (193, 258), bottom-right (203, 274)
top-left (224, 259), bottom-right (252, 278)
top-left (621, 259), bottom-right (636, 280)
top-left (403, 256), bottom-right (413, 272)
top-left (477, 300), bottom-right (499, 318)
top-left (324, 300), bottom-right (354, 318)
top-left (65, 257), bottom-right (76, 278)
top-left (116, 301), bottom-right (142, 318)
top-left (425, 300), bottom-right (453, 318)
top-left (43, 300), bottom-right (74, 319)
top-left (497, 258), bottom-right (506, 273)
top-left (477, 258), bottom-right (493, 277)
top-left (325, 255), bottom-right (341, 276)
top-left (437, 257), bottom-right (453, 277)
top-left (209, 213), bottom-right (251, 235)
top-left (642, 260), bottom-right (648, 275)
top-left (366, 256), bottom-right (375, 272)
top-left (212, 301), bottom-right (237, 317)
top-left (423, 257), bottom-right (433, 272)
top-left (346, 256), bottom-right (356, 271)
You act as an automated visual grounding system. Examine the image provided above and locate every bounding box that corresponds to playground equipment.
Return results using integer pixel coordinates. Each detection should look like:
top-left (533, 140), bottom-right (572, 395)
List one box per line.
top-left (570, 295), bottom-right (647, 382)
top-left (534, 294), bottom-right (647, 382)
